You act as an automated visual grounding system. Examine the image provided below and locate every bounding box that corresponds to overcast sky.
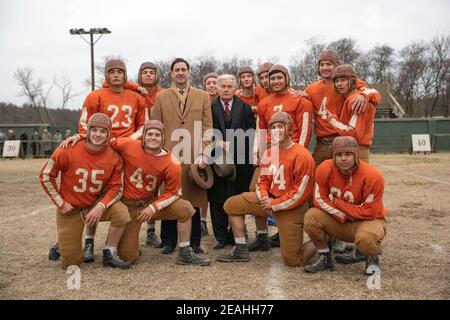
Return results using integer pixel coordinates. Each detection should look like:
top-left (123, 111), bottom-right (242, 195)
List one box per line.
top-left (0, 0), bottom-right (449, 110)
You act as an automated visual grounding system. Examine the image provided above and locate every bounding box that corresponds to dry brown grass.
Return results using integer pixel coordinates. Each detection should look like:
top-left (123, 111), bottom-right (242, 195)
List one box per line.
top-left (0, 154), bottom-right (449, 300)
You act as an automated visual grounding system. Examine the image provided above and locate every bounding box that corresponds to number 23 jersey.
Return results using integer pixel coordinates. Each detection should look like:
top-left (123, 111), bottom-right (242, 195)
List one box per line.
top-left (78, 88), bottom-right (146, 139)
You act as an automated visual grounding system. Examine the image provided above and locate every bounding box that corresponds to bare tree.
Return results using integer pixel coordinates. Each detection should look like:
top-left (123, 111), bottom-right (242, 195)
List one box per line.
top-left (394, 41), bottom-right (428, 116)
top-left (154, 58), bottom-right (174, 89)
top-left (328, 38), bottom-right (360, 65)
top-left (14, 67), bottom-right (55, 125)
top-left (426, 35), bottom-right (450, 117)
top-left (367, 44), bottom-right (395, 84)
top-left (354, 52), bottom-right (371, 82)
top-left (217, 56), bottom-right (254, 78)
top-left (14, 68), bottom-right (41, 108)
top-left (289, 37), bottom-right (326, 88)
top-left (190, 52), bottom-right (219, 88)
top-left (54, 76), bottom-right (78, 108)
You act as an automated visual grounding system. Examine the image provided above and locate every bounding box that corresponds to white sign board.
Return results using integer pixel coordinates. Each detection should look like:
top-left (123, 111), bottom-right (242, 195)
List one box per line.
top-left (2, 140), bottom-right (21, 157)
top-left (411, 134), bottom-right (431, 152)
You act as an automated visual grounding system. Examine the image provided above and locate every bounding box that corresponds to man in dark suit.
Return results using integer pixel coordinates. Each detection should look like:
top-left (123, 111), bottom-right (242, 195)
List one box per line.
top-left (207, 74), bottom-right (256, 249)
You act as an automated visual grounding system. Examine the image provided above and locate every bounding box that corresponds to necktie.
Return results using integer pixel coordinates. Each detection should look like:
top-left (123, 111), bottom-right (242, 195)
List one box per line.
top-left (224, 102), bottom-right (232, 121)
top-left (179, 89), bottom-right (184, 95)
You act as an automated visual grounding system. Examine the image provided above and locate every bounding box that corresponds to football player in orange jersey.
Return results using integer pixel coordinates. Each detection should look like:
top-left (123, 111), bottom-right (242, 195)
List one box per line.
top-left (235, 66), bottom-right (260, 112)
top-left (203, 72), bottom-right (219, 104)
top-left (303, 136), bottom-right (387, 275)
top-left (40, 113), bottom-right (131, 270)
top-left (322, 64), bottom-right (376, 163)
top-left (50, 59), bottom-right (148, 262)
top-left (216, 112), bottom-right (316, 267)
top-left (77, 59), bottom-right (146, 140)
top-left (294, 50), bottom-right (381, 255)
top-left (255, 62), bottom-right (274, 101)
top-left (113, 120), bottom-right (211, 266)
top-left (251, 64), bottom-right (313, 251)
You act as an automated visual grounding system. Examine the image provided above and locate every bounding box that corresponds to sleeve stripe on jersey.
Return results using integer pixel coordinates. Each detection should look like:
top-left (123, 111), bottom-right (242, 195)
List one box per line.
top-left (42, 159), bottom-right (64, 207)
top-left (299, 112), bottom-right (309, 146)
top-left (362, 88), bottom-right (378, 95)
top-left (155, 193), bottom-right (180, 211)
top-left (314, 183), bottom-right (346, 219)
top-left (329, 114), bottom-right (358, 131)
top-left (272, 175), bottom-right (309, 212)
top-left (255, 182), bottom-right (262, 200)
top-left (79, 107), bottom-right (88, 131)
top-left (359, 193), bottom-right (374, 207)
top-left (130, 126), bottom-right (143, 140)
top-left (145, 108), bottom-right (150, 122)
top-left (104, 171), bottom-right (124, 209)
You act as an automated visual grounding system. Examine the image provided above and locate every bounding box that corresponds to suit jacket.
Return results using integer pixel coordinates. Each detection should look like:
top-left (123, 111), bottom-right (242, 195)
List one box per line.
top-left (207, 96), bottom-right (256, 204)
top-left (151, 86), bottom-right (213, 207)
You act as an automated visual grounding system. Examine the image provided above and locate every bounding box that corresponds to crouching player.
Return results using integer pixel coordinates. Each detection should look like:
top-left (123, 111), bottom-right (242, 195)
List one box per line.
top-left (217, 112), bottom-right (316, 266)
top-left (39, 113), bottom-right (131, 270)
top-left (113, 120), bottom-right (211, 266)
top-left (304, 136), bottom-right (387, 274)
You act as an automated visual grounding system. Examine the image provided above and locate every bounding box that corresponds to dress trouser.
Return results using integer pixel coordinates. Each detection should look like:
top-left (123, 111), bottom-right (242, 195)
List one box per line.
top-left (161, 207), bottom-right (201, 248)
top-left (209, 202), bottom-right (234, 243)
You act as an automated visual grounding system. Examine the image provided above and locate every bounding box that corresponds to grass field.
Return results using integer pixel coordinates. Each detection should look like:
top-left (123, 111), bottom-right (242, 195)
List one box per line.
top-left (0, 154), bottom-right (449, 300)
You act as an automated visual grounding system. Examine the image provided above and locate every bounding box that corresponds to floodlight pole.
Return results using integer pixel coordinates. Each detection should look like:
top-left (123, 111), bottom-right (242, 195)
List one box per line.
top-left (69, 28), bottom-right (111, 91)
top-left (90, 33), bottom-right (95, 91)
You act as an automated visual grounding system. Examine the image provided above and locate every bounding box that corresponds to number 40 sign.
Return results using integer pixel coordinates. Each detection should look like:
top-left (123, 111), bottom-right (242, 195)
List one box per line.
top-left (411, 134), bottom-right (431, 153)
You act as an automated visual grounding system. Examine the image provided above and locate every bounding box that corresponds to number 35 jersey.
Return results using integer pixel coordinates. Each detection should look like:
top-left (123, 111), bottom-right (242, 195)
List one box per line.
top-left (110, 138), bottom-right (182, 213)
top-left (39, 142), bottom-right (124, 209)
top-left (256, 143), bottom-right (315, 212)
top-left (78, 88), bottom-right (146, 139)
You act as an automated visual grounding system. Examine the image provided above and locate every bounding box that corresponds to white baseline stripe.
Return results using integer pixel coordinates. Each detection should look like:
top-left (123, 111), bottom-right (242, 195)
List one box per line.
top-left (372, 162), bottom-right (450, 186)
top-left (1, 206), bottom-right (54, 224)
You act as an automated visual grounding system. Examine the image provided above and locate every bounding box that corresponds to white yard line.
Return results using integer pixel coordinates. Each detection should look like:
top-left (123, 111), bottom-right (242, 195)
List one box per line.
top-left (268, 262), bottom-right (287, 300)
top-left (1, 206), bottom-right (54, 223)
top-left (373, 162), bottom-right (450, 186)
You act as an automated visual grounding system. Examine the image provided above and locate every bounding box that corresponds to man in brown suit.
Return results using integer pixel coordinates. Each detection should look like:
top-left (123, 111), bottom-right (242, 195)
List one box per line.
top-left (151, 58), bottom-right (213, 254)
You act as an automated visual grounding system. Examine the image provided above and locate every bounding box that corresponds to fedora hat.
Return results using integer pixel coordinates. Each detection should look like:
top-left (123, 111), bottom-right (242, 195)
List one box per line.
top-left (212, 153), bottom-right (236, 181)
top-left (189, 164), bottom-right (214, 189)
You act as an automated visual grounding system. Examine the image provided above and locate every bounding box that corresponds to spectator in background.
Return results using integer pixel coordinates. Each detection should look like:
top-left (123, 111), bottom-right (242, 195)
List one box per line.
top-left (19, 131), bottom-right (29, 159)
top-left (53, 130), bottom-right (63, 145)
top-left (65, 129), bottom-right (72, 139)
top-left (41, 128), bottom-right (52, 158)
top-left (7, 129), bottom-right (16, 140)
top-left (0, 129), bottom-right (6, 157)
top-left (31, 129), bottom-right (41, 158)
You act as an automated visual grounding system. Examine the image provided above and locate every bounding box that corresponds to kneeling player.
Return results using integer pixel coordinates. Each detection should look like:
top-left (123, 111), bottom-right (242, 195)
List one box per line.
top-left (217, 112), bottom-right (316, 267)
top-left (304, 136), bottom-right (387, 274)
top-left (39, 113), bottom-right (131, 270)
top-left (113, 120), bottom-right (211, 266)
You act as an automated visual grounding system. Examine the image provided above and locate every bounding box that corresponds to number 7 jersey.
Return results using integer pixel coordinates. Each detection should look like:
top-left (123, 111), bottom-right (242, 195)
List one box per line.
top-left (39, 142), bottom-right (124, 209)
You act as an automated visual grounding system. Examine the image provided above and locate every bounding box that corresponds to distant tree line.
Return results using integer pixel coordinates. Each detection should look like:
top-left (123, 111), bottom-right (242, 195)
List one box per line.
top-left (0, 102), bottom-right (79, 127)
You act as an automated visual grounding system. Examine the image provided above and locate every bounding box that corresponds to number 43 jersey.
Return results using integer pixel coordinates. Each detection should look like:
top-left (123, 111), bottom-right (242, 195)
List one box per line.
top-left (110, 138), bottom-right (182, 213)
top-left (39, 142), bottom-right (124, 209)
top-left (78, 88), bottom-right (146, 139)
top-left (256, 143), bottom-right (315, 212)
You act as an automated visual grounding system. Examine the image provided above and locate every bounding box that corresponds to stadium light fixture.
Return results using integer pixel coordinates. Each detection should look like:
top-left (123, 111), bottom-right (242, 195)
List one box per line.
top-left (69, 28), bottom-right (111, 91)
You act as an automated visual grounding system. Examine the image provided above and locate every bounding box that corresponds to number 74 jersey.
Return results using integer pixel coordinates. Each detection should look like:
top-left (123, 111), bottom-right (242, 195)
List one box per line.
top-left (39, 142), bottom-right (124, 209)
top-left (256, 143), bottom-right (315, 211)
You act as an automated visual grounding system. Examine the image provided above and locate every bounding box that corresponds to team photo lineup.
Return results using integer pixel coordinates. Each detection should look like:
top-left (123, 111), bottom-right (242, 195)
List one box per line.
top-left (38, 51), bottom-right (388, 279)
